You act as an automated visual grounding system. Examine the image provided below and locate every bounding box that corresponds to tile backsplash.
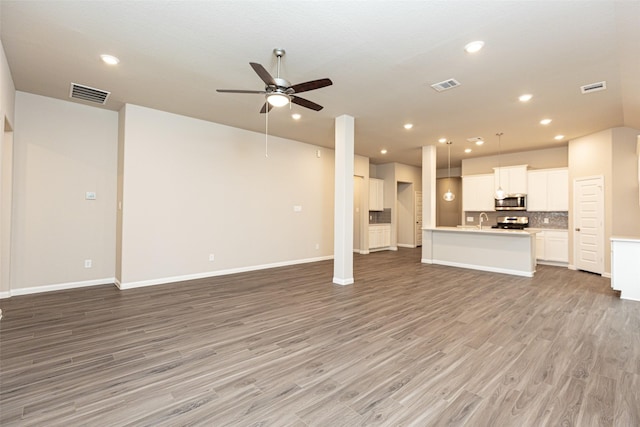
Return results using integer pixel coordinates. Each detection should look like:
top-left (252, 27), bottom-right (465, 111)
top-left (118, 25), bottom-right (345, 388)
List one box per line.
top-left (464, 211), bottom-right (568, 229)
top-left (369, 208), bottom-right (392, 224)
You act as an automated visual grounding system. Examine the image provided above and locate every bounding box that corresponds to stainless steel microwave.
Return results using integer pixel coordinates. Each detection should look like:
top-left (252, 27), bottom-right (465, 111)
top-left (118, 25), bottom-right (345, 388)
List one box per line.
top-left (495, 194), bottom-right (527, 211)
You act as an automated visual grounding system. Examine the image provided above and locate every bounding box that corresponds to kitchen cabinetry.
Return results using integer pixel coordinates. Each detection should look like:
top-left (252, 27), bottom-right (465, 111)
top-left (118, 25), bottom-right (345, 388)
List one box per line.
top-left (535, 230), bottom-right (568, 263)
top-left (369, 224), bottom-right (391, 249)
top-left (462, 174), bottom-right (494, 212)
top-left (611, 236), bottom-right (640, 301)
top-left (369, 178), bottom-right (384, 211)
top-left (494, 165), bottom-right (528, 195)
top-left (527, 168), bottom-right (568, 211)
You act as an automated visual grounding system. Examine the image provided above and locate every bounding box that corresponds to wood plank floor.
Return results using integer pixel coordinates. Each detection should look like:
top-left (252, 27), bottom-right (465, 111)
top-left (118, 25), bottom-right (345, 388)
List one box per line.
top-left (1, 248), bottom-right (639, 426)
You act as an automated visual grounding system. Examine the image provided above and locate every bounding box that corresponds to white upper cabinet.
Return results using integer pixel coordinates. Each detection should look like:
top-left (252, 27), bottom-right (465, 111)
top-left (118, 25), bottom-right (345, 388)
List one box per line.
top-left (462, 174), bottom-right (495, 211)
top-left (527, 168), bottom-right (568, 211)
top-left (494, 165), bottom-right (528, 195)
top-left (369, 178), bottom-right (384, 211)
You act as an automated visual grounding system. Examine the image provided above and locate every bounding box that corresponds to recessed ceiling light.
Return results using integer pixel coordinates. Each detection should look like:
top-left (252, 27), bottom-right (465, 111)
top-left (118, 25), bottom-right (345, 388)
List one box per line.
top-left (540, 118), bottom-right (552, 125)
top-left (464, 41), bottom-right (485, 53)
top-left (519, 94), bottom-right (533, 102)
top-left (438, 138), bottom-right (447, 143)
top-left (404, 123), bottom-right (413, 130)
top-left (554, 135), bottom-right (564, 140)
top-left (100, 54), bottom-right (120, 65)
top-left (291, 113), bottom-right (301, 120)
top-left (465, 148), bottom-right (472, 153)
top-left (380, 149), bottom-right (388, 154)
top-left (476, 140), bottom-right (484, 146)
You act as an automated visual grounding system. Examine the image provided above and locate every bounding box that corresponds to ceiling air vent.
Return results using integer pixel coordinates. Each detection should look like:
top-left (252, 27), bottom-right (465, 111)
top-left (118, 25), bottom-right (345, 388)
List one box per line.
top-left (580, 81), bottom-right (606, 94)
top-left (69, 83), bottom-right (110, 105)
top-left (467, 137), bottom-right (483, 143)
top-left (430, 78), bottom-right (461, 92)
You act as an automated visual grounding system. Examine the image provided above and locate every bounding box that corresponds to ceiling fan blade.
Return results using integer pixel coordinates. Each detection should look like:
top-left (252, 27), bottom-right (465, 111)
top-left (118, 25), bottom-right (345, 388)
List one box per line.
top-left (250, 62), bottom-right (276, 86)
top-left (291, 96), bottom-right (323, 111)
top-left (259, 102), bottom-right (274, 114)
top-left (290, 78), bottom-right (333, 94)
top-left (216, 89), bottom-right (266, 94)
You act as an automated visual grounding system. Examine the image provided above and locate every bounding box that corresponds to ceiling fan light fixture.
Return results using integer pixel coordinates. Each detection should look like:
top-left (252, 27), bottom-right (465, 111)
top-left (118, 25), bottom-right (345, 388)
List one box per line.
top-left (464, 41), bottom-right (485, 53)
top-left (267, 93), bottom-right (289, 107)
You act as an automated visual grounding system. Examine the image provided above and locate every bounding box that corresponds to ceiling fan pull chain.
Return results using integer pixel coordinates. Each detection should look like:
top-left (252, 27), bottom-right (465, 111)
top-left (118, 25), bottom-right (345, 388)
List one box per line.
top-left (265, 104), bottom-right (269, 158)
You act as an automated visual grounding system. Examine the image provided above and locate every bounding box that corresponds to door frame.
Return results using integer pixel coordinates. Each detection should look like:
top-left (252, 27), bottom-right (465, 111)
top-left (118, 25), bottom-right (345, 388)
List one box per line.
top-left (572, 175), bottom-right (604, 275)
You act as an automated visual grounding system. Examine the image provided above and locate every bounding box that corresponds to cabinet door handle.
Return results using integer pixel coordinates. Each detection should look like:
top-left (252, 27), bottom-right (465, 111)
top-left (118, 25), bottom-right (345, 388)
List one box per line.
top-left (575, 228), bottom-right (580, 231)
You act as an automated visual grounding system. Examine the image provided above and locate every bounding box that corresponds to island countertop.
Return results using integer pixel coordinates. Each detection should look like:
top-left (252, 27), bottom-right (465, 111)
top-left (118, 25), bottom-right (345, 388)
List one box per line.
top-left (422, 227), bottom-right (537, 277)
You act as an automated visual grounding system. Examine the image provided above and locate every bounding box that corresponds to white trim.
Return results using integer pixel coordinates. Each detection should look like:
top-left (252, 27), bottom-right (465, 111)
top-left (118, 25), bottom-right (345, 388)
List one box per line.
top-left (6, 278), bottom-right (116, 297)
top-left (602, 272), bottom-right (611, 279)
top-left (359, 249), bottom-right (370, 255)
top-left (0, 291), bottom-right (11, 299)
top-left (118, 255), bottom-right (334, 290)
top-left (621, 295), bottom-right (640, 302)
top-left (333, 277), bottom-right (354, 286)
top-left (397, 244), bottom-right (416, 248)
top-left (424, 259), bottom-right (535, 278)
top-left (568, 264), bottom-right (577, 270)
top-left (536, 260), bottom-right (569, 268)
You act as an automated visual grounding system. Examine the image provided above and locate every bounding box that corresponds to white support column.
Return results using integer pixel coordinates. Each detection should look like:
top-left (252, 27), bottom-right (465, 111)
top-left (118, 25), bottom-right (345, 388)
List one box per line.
top-left (421, 145), bottom-right (437, 263)
top-left (333, 115), bottom-right (354, 285)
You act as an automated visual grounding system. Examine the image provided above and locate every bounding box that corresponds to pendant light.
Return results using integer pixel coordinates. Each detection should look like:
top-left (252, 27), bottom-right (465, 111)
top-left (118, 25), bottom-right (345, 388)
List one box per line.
top-left (443, 141), bottom-right (455, 202)
top-left (495, 132), bottom-right (506, 200)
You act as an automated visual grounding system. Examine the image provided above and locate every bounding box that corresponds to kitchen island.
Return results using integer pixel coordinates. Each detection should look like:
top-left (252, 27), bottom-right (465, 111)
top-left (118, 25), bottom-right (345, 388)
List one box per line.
top-left (422, 227), bottom-right (538, 277)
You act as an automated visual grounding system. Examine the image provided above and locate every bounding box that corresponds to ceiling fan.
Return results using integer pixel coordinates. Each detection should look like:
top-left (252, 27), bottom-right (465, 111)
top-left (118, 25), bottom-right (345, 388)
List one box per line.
top-left (217, 48), bottom-right (332, 113)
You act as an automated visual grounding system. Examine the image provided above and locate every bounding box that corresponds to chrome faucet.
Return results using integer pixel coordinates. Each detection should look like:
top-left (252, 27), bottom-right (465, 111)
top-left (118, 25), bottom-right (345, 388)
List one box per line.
top-left (479, 212), bottom-right (489, 229)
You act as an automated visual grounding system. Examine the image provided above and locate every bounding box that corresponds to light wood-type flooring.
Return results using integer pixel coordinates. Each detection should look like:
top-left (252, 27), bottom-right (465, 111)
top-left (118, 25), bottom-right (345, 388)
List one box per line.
top-left (1, 248), bottom-right (639, 426)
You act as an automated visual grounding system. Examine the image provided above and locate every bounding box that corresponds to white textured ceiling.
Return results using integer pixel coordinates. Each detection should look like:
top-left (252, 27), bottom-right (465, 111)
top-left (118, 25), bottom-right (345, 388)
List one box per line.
top-left (2, 1), bottom-right (639, 168)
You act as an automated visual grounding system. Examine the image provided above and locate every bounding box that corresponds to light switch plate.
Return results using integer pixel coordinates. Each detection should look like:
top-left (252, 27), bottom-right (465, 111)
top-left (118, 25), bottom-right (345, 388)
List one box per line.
top-left (85, 191), bottom-right (96, 200)
top-left (467, 216), bottom-right (474, 222)
top-left (293, 205), bottom-right (302, 212)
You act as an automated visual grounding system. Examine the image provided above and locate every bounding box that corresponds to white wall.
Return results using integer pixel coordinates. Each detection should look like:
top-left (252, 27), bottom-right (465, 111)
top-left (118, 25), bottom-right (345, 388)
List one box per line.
top-left (612, 127), bottom-right (640, 237)
top-left (117, 104), bottom-right (335, 288)
top-left (568, 126), bottom-right (640, 274)
top-left (0, 40), bottom-right (16, 297)
top-left (11, 92), bottom-right (117, 293)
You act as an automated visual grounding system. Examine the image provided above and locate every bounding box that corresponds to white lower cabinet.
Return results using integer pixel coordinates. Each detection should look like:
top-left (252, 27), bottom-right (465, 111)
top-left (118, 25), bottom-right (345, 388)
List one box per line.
top-left (369, 224), bottom-right (391, 249)
top-left (535, 230), bottom-right (568, 263)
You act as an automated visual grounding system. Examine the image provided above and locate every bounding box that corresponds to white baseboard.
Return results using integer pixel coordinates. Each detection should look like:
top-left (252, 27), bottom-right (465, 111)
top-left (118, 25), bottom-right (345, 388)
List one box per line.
top-left (0, 291), bottom-right (11, 299)
top-left (333, 277), bottom-right (354, 286)
top-left (4, 278), bottom-right (116, 298)
top-left (537, 260), bottom-right (569, 267)
top-left (568, 264), bottom-right (577, 270)
top-left (602, 272), bottom-right (611, 279)
top-left (397, 244), bottom-right (416, 248)
top-left (118, 255), bottom-right (335, 290)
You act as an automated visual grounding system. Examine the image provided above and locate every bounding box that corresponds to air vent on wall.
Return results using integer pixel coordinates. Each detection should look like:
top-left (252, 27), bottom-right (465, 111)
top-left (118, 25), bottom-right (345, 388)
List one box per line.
top-left (580, 81), bottom-right (606, 94)
top-left (430, 78), bottom-right (461, 92)
top-left (69, 83), bottom-right (110, 104)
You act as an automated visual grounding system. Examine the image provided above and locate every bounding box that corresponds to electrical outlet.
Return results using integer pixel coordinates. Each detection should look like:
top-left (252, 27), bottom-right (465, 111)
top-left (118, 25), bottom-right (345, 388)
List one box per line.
top-left (85, 191), bottom-right (96, 200)
top-left (543, 218), bottom-right (549, 224)
top-left (315, 243), bottom-right (320, 250)
top-left (209, 254), bottom-right (215, 262)
top-left (293, 205), bottom-right (302, 212)
top-left (84, 259), bottom-right (92, 268)
top-left (467, 216), bottom-right (474, 222)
